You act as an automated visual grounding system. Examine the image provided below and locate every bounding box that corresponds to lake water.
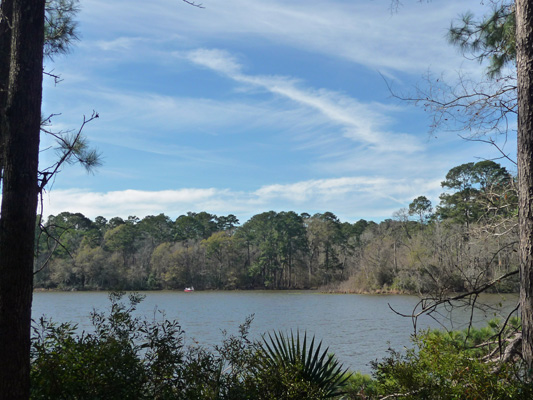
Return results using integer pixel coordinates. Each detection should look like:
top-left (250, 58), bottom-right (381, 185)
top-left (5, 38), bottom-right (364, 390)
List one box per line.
top-left (32, 290), bottom-right (519, 374)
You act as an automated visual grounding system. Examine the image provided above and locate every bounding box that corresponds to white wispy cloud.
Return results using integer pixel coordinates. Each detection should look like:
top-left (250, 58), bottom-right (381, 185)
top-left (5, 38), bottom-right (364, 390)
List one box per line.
top-left (80, 0), bottom-right (484, 75)
top-left (184, 48), bottom-right (423, 153)
top-left (94, 36), bottom-right (146, 51)
top-left (45, 83), bottom-right (323, 135)
top-left (41, 84), bottom-right (336, 171)
top-left (42, 175), bottom-right (443, 222)
top-left (37, 0), bottom-right (496, 224)
top-left (254, 176), bottom-right (442, 207)
top-left (186, 48), bottom-right (243, 76)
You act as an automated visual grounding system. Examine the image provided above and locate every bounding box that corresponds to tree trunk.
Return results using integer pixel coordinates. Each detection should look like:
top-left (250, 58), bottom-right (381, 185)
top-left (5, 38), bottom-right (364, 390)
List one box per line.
top-left (516, 0), bottom-right (533, 374)
top-left (0, 0), bottom-right (45, 398)
top-left (0, 0), bottom-right (13, 183)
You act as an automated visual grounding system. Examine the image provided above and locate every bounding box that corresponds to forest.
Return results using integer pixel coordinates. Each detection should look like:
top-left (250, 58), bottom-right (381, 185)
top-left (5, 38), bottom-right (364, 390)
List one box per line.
top-left (35, 160), bottom-right (520, 295)
top-left (3, 0), bottom-right (533, 397)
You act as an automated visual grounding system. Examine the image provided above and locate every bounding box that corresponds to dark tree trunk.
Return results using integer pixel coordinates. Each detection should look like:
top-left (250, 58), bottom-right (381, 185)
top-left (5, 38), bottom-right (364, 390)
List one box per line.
top-left (0, 0), bottom-right (45, 398)
top-left (516, 0), bottom-right (533, 374)
top-left (0, 0), bottom-right (13, 182)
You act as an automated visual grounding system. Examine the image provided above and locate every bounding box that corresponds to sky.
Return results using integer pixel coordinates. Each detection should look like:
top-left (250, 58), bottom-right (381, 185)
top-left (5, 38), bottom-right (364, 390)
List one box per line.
top-left (39, 0), bottom-right (515, 224)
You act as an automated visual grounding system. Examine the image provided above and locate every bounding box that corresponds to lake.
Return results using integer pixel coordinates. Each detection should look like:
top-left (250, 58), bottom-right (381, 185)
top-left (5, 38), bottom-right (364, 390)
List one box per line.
top-left (32, 290), bottom-right (519, 374)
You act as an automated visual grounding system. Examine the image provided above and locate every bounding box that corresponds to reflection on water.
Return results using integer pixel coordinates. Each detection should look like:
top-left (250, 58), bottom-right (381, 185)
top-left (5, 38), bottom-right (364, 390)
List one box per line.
top-left (32, 290), bottom-right (519, 374)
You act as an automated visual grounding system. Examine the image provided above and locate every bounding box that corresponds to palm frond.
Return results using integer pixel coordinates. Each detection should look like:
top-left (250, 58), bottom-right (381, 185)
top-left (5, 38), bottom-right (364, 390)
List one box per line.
top-left (260, 330), bottom-right (351, 398)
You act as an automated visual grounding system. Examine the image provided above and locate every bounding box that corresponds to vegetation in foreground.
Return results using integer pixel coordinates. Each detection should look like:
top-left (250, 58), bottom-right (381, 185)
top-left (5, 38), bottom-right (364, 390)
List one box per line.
top-left (30, 292), bottom-right (532, 399)
top-left (347, 318), bottom-right (532, 399)
top-left (31, 292), bottom-right (350, 399)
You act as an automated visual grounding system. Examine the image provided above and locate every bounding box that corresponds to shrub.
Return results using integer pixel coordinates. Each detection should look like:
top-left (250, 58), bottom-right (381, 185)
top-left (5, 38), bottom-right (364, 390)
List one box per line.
top-left (30, 292), bottom-right (350, 399)
top-left (361, 319), bottom-right (532, 400)
top-left (31, 292), bottom-right (183, 399)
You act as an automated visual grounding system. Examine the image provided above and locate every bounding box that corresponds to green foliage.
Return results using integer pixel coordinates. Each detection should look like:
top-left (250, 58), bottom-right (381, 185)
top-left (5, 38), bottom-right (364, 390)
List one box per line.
top-left (174, 212), bottom-right (220, 241)
top-left (449, 4), bottom-right (515, 78)
top-left (408, 196), bottom-right (432, 224)
top-left (237, 211), bottom-right (310, 289)
top-left (54, 129), bottom-right (102, 172)
top-left (44, 0), bottom-right (80, 59)
top-left (30, 292), bottom-right (353, 400)
top-left (436, 160), bottom-right (515, 225)
top-left (201, 231), bottom-right (243, 289)
top-left (31, 292), bottom-right (166, 399)
top-left (342, 372), bottom-right (378, 399)
top-left (362, 320), bottom-right (532, 400)
top-left (306, 212), bottom-right (346, 285)
top-left (104, 224), bottom-right (136, 254)
top-left (258, 330), bottom-right (351, 399)
top-left (31, 292), bottom-right (246, 399)
top-left (137, 214), bottom-right (174, 248)
top-left (33, 159), bottom-right (519, 294)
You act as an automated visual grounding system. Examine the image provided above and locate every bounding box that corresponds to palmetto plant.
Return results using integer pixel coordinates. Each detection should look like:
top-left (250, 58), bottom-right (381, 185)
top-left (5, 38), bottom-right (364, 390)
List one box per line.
top-left (259, 330), bottom-right (351, 399)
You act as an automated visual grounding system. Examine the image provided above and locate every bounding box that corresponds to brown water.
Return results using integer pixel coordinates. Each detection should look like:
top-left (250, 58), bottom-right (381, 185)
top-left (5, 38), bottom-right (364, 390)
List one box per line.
top-left (32, 290), bottom-right (519, 374)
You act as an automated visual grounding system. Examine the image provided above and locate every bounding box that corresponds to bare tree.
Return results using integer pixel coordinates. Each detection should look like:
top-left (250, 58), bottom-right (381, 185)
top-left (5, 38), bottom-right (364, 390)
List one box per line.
top-left (390, 0), bottom-right (533, 373)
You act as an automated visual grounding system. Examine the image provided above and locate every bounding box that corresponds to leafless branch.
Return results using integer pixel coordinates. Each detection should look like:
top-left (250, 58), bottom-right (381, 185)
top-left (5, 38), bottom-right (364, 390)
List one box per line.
top-left (43, 69), bottom-right (63, 85)
top-left (181, 0), bottom-right (204, 8)
top-left (382, 70), bottom-right (517, 161)
top-left (35, 221), bottom-right (75, 262)
top-left (388, 269), bottom-right (519, 333)
top-left (463, 136), bottom-right (517, 165)
top-left (33, 241), bottom-right (59, 275)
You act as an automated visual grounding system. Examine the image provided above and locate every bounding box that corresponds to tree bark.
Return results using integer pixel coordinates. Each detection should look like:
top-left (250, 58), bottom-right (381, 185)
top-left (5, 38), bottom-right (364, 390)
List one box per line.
top-left (0, 0), bottom-right (45, 398)
top-left (516, 0), bottom-right (533, 374)
top-left (0, 0), bottom-right (13, 183)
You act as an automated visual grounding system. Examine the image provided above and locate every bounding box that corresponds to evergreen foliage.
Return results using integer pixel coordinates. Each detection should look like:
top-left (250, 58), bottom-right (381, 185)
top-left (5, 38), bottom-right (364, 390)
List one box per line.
top-left (259, 330), bottom-right (350, 399)
top-left (30, 292), bottom-right (350, 399)
top-left (30, 293), bottom-right (533, 399)
top-left (34, 161), bottom-right (519, 295)
top-left (448, 3), bottom-right (515, 78)
top-left (44, 0), bottom-right (80, 59)
top-left (349, 320), bottom-right (532, 399)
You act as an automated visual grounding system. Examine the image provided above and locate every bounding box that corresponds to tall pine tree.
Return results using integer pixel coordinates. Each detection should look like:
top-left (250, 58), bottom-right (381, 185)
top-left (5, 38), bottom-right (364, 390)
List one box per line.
top-left (0, 0), bottom-right (45, 398)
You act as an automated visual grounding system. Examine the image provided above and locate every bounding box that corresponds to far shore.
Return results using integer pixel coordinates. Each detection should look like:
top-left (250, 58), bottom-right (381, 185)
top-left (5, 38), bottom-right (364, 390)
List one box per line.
top-left (33, 287), bottom-right (520, 296)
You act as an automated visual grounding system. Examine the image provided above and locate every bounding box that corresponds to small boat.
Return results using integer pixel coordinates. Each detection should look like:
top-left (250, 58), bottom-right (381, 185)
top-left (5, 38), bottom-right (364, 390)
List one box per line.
top-left (184, 286), bottom-right (194, 292)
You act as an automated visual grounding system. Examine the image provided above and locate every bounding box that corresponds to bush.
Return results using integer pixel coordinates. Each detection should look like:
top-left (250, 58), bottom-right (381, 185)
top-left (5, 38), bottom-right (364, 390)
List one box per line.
top-left (353, 319), bottom-right (533, 400)
top-left (30, 292), bottom-right (350, 399)
top-left (36, 292), bottom-right (530, 399)
top-left (342, 372), bottom-right (378, 399)
top-left (31, 292), bottom-right (182, 399)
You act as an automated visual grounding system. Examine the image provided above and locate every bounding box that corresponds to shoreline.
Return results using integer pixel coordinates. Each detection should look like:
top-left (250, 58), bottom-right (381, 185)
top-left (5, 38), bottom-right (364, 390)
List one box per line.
top-left (33, 287), bottom-right (520, 296)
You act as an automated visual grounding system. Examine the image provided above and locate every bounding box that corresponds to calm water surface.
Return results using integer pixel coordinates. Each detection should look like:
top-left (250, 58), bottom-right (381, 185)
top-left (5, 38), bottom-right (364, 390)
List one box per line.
top-left (32, 291), bottom-right (519, 374)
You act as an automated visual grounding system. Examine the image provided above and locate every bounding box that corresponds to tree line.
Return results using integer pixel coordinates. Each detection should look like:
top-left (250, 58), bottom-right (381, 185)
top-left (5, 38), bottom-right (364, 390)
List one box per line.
top-left (35, 209), bottom-right (370, 291)
top-left (4, 0), bottom-right (533, 396)
top-left (35, 160), bottom-right (519, 295)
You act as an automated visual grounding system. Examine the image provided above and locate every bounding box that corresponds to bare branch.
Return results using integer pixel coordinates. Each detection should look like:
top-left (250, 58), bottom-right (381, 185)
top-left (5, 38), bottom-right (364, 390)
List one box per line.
top-left (389, 269), bottom-right (519, 331)
top-left (382, 71), bottom-right (517, 163)
top-left (43, 69), bottom-right (63, 85)
top-left (33, 240), bottom-right (59, 275)
top-left (181, 0), bottom-right (204, 9)
top-left (461, 135), bottom-right (517, 165)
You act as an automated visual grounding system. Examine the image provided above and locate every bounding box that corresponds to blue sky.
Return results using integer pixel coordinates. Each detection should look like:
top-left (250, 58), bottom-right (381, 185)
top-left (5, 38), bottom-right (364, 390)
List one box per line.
top-left (39, 0), bottom-right (514, 223)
